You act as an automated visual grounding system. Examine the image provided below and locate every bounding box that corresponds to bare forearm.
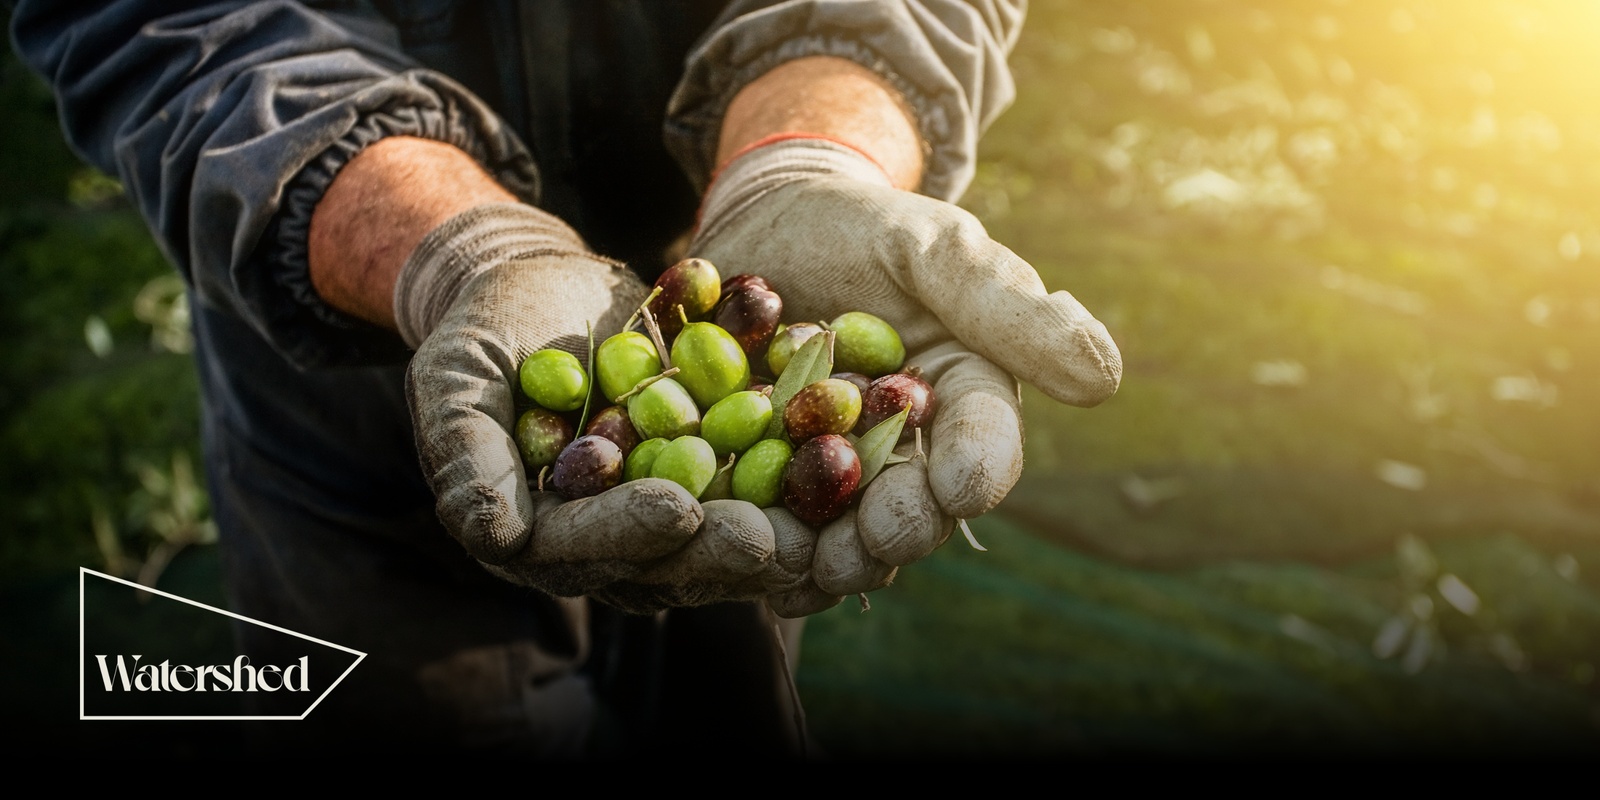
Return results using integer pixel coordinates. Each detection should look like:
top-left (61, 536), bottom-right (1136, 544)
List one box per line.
top-left (308, 136), bottom-right (517, 329)
top-left (716, 56), bottom-right (925, 190)
top-left (309, 57), bottom-right (924, 327)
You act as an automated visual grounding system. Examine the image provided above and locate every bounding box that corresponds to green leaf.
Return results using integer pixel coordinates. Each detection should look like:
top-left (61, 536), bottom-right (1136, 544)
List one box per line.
top-left (764, 330), bottom-right (835, 439)
top-left (855, 405), bottom-right (910, 488)
top-left (574, 322), bottom-right (597, 435)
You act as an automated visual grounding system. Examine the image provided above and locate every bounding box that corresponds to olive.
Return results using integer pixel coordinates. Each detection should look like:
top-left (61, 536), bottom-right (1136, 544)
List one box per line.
top-left (626, 377), bottom-right (700, 440)
top-left (595, 331), bottom-right (661, 403)
top-left (624, 437), bottom-right (670, 482)
top-left (648, 258), bottom-right (721, 340)
top-left (829, 311), bottom-right (905, 377)
top-left (766, 322), bottom-right (825, 377)
top-left (519, 348), bottom-right (588, 412)
top-left (856, 372), bottom-right (937, 440)
top-left (584, 405), bottom-right (641, 459)
top-left (671, 320), bottom-right (751, 410)
top-left (783, 378), bottom-right (862, 445)
top-left (514, 407), bottom-right (574, 471)
top-left (650, 435), bottom-right (718, 499)
top-left (701, 390), bottom-right (773, 457)
top-left (732, 438), bottom-right (793, 508)
top-left (782, 434), bottom-right (861, 526)
top-left (550, 435), bottom-right (624, 500)
top-left (712, 281), bottom-right (783, 362)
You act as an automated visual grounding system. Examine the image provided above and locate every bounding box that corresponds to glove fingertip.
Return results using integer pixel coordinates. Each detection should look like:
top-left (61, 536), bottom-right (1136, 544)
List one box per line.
top-left (858, 460), bottom-right (954, 567)
top-left (767, 584), bottom-right (845, 619)
top-left (926, 371), bottom-right (1025, 520)
top-left (438, 480), bottom-right (533, 565)
top-left (1016, 291), bottom-right (1123, 408)
top-left (812, 511), bottom-right (897, 596)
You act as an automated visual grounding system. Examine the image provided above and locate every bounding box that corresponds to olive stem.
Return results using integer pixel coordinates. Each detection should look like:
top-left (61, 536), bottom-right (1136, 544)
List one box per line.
top-left (639, 303), bottom-right (673, 371)
top-left (624, 286), bottom-right (663, 333)
top-left (614, 367), bottom-right (681, 404)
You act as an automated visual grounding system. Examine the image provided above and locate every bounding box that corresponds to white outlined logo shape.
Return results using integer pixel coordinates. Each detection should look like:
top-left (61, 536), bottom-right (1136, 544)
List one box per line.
top-left (79, 567), bottom-right (365, 720)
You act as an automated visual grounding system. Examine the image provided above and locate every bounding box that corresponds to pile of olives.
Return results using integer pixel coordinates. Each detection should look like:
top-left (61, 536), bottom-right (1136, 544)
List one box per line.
top-left (514, 258), bottom-right (937, 526)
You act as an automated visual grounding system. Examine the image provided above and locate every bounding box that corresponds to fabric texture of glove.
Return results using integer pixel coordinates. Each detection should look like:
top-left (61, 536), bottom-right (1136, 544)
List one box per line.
top-left (402, 203), bottom-right (825, 614)
top-left (690, 136), bottom-right (1123, 603)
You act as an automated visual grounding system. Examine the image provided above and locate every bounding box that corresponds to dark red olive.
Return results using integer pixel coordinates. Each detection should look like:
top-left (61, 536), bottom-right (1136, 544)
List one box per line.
top-left (648, 258), bottom-right (720, 340)
top-left (782, 434), bottom-right (861, 526)
top-left (712, 283), bottom-right (783, 362)
top-left (783, 378), bottom-right (862, 445)
top-left (721, 273), bottom-right (774, 294)
top-left (856, 372), bottom-right (937, 440)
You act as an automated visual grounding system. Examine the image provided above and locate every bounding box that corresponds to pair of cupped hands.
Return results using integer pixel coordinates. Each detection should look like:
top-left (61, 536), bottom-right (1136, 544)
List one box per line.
top-left (405, 138), bottom-right (1121, 617)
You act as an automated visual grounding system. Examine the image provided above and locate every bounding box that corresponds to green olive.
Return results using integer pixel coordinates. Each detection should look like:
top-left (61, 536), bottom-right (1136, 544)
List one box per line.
top-left (829, 312), bottom-right (905, 377)
top-left (624, 437), bottom-right (670, 482)
top-left (701, 390), bottom-right (773, 457)
top-left (625, 377), bottom-right (700, 440)
top-left (732, 438), bottom-right (793, 509)
top-left (650, 436), bottom-right (718, 499)
top-left (596, 331), bottom-right (662, 403)
top-left (671, 321), bottom-right (751, 410)
top-left (765, 322), bottom-right (824, 378)
top-left (519, 349), bottom-right (588, 412)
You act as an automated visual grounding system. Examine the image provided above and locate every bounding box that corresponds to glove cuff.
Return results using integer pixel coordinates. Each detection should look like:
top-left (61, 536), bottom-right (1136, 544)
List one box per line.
top-left (394, 203), bottom-right (600, 348)
top-left (695, 136), bottom-right (896, 246)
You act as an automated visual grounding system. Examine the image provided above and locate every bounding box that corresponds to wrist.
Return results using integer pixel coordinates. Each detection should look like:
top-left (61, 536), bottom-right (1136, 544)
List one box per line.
top-left (308, 136), bottom-right (520, 331)
top-left (716, 56), bottom-right (924, 191)
top-left (696, 136), bottom-right (896, 242)
top-left (393, 203), bottom-right (595, 348)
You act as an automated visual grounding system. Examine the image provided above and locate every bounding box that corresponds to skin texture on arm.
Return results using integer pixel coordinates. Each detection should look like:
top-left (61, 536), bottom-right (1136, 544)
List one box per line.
top-left (306, 56), bottom-right (923, 324)
top-left (308, 136), bottom-right (518, 329)
top-left (715, 56), bottom-right (926, 190)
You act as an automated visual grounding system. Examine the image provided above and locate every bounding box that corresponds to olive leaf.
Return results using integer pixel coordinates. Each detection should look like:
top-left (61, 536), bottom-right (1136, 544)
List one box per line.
top-left (765, 330), bottom-right (835, 439)
top-left (574, 321), bottom-right (597, 434)
top-left (855, 405), bottom-right (910, 488)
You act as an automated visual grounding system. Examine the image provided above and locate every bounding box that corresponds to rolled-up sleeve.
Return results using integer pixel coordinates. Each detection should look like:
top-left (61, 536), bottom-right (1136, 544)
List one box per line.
top-left (664, 0), bottom-right (1025, 203)
top-left (10, 1), bottom-right (538, 368)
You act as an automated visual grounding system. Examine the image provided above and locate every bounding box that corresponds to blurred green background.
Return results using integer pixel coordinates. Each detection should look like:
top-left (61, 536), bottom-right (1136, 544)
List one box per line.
top-left (5, 1), bottom-right (1599, 757)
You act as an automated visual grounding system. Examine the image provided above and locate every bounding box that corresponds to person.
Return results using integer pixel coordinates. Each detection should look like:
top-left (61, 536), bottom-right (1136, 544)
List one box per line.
top-left (11, 0), bottom-right (1120, 755)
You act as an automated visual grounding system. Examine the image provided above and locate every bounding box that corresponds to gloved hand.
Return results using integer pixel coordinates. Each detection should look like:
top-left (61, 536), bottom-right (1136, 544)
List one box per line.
top-left (399, 203), bottom-right (808, 613)
top-left (690, 137), bottom-right (1122, 609)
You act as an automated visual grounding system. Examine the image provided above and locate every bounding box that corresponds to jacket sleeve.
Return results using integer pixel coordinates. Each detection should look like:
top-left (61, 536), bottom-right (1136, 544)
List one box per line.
top-left (664, 0), bottom-right (1025, 203)
top-left (9, 0), bottom-right (539, 368)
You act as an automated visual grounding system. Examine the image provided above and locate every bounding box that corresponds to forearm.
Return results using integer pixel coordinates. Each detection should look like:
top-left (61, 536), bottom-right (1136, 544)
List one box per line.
top-left (715, 56), bottom-right (925, 190)
top-left (308, 55), bottom-right (926, 330)
top-left (308, 137), bottom-right (518, 330)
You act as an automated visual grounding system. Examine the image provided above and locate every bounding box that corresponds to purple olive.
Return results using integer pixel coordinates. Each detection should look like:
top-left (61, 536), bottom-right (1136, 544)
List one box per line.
top-left (782, 434), bottom-right (862, 526)
top-left (856, 373), bottom-right (937, 440)
top-left (550, 435), bottom-right (624, 500)
top-left (584, 405), bottom-right (641, 459)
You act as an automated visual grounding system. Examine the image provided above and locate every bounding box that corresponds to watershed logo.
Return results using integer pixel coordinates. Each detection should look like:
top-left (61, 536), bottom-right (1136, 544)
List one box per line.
top-left (79, 568), bottom-right (364, 720)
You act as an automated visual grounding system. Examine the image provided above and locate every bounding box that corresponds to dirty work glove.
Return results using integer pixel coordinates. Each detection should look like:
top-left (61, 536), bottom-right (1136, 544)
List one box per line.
top-left (691, 138), bottom-right (1122, 610)
top-left (401, 203), bottom-right (795, 611)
